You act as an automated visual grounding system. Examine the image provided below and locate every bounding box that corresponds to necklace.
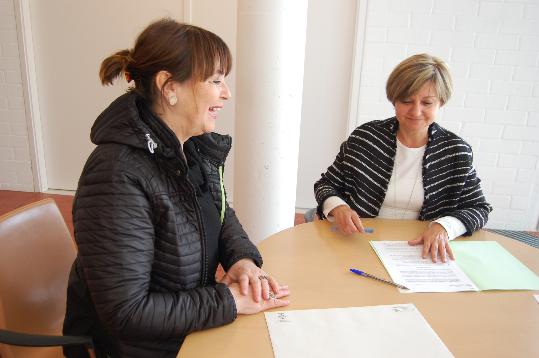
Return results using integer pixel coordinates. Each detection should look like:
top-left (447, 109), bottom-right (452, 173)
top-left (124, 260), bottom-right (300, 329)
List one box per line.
top-left (393, 143), bottom-right (423, 219)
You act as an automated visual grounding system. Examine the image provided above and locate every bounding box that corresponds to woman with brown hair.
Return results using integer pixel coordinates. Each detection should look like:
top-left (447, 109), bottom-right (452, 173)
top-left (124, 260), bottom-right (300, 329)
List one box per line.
top-left (63, 18), bottom-right (289, 358)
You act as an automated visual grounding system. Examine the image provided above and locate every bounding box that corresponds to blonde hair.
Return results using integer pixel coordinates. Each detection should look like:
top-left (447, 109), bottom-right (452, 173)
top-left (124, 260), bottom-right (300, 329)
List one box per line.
top-left (386, 53), bottom-right (452, 106)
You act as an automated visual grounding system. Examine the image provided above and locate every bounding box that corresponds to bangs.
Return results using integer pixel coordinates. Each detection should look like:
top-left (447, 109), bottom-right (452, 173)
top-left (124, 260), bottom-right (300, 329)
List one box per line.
top-left (189, 28), bottom-right (232, 82)
top-left (386, 54), bottom-right (452, 105)
top-left (388, 61), bottom-right (451, 105)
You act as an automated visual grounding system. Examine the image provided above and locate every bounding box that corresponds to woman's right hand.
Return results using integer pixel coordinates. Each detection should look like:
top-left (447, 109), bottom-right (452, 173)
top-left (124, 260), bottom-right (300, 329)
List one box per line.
top-left (228, 283), bottom-right (290, 315)
top-left (329, 205), bottom-right (365, 235)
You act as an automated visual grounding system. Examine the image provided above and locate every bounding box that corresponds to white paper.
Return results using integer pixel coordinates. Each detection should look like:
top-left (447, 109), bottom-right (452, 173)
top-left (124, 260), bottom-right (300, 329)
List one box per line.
top-left (370, 241), bottom-right (478, 293)
top-left (265, 304), bottom-right (453, 358)
top-left (535, 294), bottom-right (539, 304)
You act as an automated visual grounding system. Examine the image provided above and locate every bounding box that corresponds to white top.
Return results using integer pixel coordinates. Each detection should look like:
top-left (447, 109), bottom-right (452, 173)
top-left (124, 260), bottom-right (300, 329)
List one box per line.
top-left (323, 139), bottom-right (466, 240)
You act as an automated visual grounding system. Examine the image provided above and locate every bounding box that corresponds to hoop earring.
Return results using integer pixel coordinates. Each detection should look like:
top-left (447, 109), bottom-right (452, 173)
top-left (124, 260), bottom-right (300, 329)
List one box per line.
top-left (168, 94), bottom-right (178, 106)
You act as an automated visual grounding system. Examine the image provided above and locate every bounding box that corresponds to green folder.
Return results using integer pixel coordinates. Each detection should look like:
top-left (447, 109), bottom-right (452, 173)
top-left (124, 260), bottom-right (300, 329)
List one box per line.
top-left (449, 241), bottom-right (539, 290)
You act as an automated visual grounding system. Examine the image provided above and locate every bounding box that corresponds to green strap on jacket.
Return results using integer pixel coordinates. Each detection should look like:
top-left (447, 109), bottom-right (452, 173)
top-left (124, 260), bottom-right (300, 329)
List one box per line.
top-left (219, 166), bottom-right (225, 224)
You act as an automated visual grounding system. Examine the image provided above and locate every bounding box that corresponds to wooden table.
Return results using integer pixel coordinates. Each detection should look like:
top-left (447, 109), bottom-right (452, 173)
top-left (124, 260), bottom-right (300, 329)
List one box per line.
top-left (179, 219), bottom-right (539, 357)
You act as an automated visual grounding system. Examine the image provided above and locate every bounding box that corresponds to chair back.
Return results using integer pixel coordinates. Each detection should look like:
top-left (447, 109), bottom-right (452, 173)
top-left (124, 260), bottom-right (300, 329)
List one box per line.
top-left (0, 199), bottom-right (76, 358)
top-left (303, 207), bottom-right (317, 223)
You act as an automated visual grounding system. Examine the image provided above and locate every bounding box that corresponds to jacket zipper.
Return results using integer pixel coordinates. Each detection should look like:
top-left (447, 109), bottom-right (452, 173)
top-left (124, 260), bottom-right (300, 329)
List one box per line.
top-left (159, 127), bottom-right (212, 287)
top-left (218, 165), bottom-right (225, 224)
top-left (174, 148), bottom-right (209, 287)
top-left (198, 150), bottom-right (226, 224)
top-left (184, 176), bottom-right (209, 287)
top-left (189, 141), bottom-right (229, 287)
top-left (195, 153), bottom-right (226, 286)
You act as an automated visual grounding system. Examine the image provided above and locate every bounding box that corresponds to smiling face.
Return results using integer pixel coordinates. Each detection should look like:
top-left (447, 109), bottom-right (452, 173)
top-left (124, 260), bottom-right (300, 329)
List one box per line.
top-left (168, 69), bottom-right (231, 140)
top-left (394, 81), bottom-right (441, 141)
top-left (188, 70), bottom-right (231, 135)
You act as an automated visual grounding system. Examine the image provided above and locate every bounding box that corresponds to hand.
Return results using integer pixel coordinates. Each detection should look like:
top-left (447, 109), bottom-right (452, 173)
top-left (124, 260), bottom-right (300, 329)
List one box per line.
top-left (408, 223), bottom-right (455, 263)
top-left (329, 205), bottom-right (365, 235)
top-left (229, 283), bottom-right (290, 315)
top-left (220, 259), bottom-right (281, 302)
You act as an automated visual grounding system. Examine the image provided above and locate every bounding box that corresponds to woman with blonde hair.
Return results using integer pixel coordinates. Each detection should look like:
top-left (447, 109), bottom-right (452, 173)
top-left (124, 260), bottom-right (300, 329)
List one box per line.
top-left (315, 53), bottom-right (491, 263)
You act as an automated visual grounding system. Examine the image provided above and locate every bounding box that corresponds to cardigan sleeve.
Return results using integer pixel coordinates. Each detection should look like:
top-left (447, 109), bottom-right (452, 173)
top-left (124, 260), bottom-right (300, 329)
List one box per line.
top-left (438, 141), bottom-right (492, 236)
top-left (422, 125), bottom-right (493, 235)
top-left (442, 164), bottom-right (492, 235)
top-left (314, 139), bottom-right (350, 219)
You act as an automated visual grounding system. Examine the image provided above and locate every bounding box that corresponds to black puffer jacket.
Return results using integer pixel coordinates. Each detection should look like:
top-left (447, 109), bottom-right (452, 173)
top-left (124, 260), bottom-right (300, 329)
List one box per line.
top-left (63, 92), bottom-right (262, 357)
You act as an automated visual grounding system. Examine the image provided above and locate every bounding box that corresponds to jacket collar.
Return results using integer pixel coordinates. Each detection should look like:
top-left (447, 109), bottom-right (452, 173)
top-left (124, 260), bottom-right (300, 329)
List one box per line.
top-left (91, 92), bottom-right (232, 164)
top-left (189, 133), bottom-right (231, 164)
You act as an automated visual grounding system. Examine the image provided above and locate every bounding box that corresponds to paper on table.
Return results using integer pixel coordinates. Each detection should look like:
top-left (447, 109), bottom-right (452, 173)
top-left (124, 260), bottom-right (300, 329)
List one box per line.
top-left (370, 241), bottom-right (478, 293)
top-left (449, 241), bottom-right (539, 290)
top-left (535, 295), bottom-right (539, 304)
top-left (265, 304), bottom-right (453, 358)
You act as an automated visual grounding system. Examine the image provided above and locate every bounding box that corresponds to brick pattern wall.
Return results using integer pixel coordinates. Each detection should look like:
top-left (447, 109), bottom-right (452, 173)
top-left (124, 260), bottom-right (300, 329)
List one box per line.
top-left (0, 0), bottom-right (34, 191)
top-left (357, 0), bottom-right (539, 230)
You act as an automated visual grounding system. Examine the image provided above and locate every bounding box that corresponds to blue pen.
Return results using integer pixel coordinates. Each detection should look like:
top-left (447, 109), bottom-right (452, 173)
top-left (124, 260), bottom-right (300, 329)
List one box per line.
top-left (331, 226), bottom-right (374, 234)
top-left (349, 268), bottom-right (409, 290)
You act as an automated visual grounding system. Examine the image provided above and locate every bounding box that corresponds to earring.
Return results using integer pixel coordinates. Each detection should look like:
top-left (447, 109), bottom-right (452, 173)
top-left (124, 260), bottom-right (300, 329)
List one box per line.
top-left (168, 94), bottom-right (178, 106)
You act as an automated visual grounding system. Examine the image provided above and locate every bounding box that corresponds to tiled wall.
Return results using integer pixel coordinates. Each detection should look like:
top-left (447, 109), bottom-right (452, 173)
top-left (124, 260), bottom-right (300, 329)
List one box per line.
top-left (0, 0), bottom-right (34, 191)
top-left (357, 0), bottom-right (539, 230)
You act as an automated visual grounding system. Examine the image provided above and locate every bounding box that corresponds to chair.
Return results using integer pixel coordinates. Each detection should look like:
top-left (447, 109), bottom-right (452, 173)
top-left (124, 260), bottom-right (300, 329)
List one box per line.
top-left (0, 199), bottom-right (94, 358)
top-left (303, 207), bottom-right (318, 223)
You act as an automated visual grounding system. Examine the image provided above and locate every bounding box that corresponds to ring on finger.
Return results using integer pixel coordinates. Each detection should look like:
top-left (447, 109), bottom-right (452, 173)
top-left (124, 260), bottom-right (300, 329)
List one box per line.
top-left (268, 291), bottom-right (276, 299)
top-left (258, 275), bottom-right (269, 280)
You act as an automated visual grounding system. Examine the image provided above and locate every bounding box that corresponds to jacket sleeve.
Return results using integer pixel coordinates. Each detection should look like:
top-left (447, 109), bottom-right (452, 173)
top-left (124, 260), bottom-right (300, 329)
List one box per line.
top-left (218, 198), bottom-right (263, 271)
top-left (443, 163), bottom-right (492, 235)
top-left (74, 154), bottom-right (236, 341)
top-left (314, 138), bottom-right (350, 219)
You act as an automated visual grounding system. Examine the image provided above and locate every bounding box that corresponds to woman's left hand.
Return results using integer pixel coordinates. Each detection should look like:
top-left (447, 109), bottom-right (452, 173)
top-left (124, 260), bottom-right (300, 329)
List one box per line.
top-left (408, 223), bottom-right (455, 263)
top-left (220, 259), bottom-right (281, 302)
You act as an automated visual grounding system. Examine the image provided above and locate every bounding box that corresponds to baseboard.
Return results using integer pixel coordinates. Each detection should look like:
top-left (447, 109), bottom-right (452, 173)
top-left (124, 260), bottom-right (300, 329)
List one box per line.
top-left (45, 189), bottom-right (75, 196)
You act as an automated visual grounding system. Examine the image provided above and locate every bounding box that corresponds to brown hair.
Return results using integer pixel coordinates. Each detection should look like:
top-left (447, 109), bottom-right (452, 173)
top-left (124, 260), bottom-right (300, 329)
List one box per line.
top-left (99, 18), bottom-right (232, 102)
top-left (386, 53), bottom-right (452, 106)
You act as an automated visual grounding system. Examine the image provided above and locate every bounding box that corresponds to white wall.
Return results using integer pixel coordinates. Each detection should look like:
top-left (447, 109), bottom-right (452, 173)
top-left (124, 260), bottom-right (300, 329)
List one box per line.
top-left (354, 0), bottom-right (539, 230)
top-left (295, 0), bottom-right (358, 209)
top-left (29, 0), bottom-right (183, 190)
top-left (1, 0), bottom-right (185, 192)
top-left (2, 0), bottom-right (539, 230)
top-left (0, 0), bottom-right (33, 191)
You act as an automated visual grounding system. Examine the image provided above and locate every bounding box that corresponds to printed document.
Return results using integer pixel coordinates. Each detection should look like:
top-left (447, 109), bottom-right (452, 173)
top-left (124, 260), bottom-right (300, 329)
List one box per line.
top-left (370, 241), bottom-right (478, 292)
top-left (265, 304), bottom-right (453, 358)
top-left (370, 241), bottom-right (539, 292)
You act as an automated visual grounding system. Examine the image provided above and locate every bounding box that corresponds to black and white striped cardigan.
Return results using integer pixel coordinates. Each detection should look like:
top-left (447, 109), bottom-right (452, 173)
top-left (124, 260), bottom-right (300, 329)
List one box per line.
top-left (314, 117), bottom-right (492, 235)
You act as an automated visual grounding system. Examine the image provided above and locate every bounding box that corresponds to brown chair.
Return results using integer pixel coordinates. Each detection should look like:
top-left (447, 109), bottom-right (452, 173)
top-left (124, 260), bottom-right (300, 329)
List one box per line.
top-left (0, 199), bottom-right (94, 358)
